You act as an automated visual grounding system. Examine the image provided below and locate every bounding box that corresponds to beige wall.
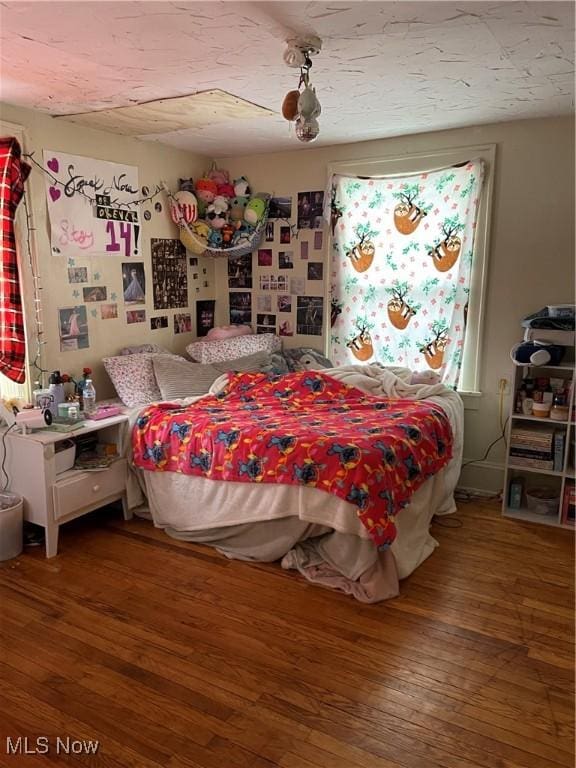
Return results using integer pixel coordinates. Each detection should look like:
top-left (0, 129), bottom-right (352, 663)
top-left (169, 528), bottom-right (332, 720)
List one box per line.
top-left (2, 103), bottom-right (573, 491)
top-left (1, 102), bottom-right (211, 399)
top-left (218, 116), bottom-right (575, 491)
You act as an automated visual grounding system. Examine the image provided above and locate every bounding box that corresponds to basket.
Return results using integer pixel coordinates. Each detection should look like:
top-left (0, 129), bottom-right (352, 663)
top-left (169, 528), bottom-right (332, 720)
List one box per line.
top-left (526, 486), bottom-right (559, 516)
top-left (204, 204), bottom-right (270, 258)
top-left (171, 186), bottom-right (270, 259)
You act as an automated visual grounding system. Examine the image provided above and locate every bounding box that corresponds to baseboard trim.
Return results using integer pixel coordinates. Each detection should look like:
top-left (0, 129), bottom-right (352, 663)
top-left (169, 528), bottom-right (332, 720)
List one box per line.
top-left (461, 459), bottom-right (504, 472)
top-left (458, 459), bottom-right (504, 494)
top-left (456, 485), bottom-right (501, 498)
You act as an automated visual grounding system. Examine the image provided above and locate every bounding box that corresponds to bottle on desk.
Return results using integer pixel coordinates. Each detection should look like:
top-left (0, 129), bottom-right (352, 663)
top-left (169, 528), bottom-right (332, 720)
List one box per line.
top-left (47, 371), bottom-right (65, 417)
top-left (82, 379), bottom-right (96, 415)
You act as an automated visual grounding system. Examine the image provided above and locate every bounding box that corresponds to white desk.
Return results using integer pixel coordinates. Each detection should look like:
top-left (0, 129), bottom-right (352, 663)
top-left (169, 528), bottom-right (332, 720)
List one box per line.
top-left (5, 414), bottom-right (132, 557)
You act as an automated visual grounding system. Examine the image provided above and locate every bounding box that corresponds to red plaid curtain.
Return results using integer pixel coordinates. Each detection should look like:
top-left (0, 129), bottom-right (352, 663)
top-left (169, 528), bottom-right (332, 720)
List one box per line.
top-left (0, 137), bottom-right (30, 383)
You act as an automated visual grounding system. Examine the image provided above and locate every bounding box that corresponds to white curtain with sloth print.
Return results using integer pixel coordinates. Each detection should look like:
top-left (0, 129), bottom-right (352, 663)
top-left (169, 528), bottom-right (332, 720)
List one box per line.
top-left (328, 160), bottom-right (484, 389)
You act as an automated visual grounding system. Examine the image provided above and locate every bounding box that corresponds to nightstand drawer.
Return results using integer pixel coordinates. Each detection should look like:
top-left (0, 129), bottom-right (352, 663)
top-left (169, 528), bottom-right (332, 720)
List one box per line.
top-left (53, 459), bottom-right (127, 520)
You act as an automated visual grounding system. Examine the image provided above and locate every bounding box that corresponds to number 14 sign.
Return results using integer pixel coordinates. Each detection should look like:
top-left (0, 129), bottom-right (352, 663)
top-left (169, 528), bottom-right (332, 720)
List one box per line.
top-left (44, 150), bottom-right (141, 258)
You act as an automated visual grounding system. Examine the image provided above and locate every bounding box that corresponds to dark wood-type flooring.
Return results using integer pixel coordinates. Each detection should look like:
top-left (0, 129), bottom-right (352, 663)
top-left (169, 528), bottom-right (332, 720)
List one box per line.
top-left (0, 500), bottom-right (573, 767)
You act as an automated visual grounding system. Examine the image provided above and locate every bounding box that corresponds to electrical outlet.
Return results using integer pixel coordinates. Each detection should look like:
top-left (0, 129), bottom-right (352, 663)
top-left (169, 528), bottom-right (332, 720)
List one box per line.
top-left (498, 377), bottom-right (510, 394)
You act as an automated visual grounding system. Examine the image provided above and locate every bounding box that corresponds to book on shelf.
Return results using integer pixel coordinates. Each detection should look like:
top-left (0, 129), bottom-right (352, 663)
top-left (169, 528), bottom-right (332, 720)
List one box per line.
top-left (510, 447), bottom-right (554, 462)
top-left (561, 481), bottom-right (575, 526)
top-left (553, 431), bottom-right (566, 472)
top-left (509, 457), bottom-right (555, 470)
top-left (510, 428), bottom-right (554, 444)
top-left (511, 434), bottom-right (554, 444)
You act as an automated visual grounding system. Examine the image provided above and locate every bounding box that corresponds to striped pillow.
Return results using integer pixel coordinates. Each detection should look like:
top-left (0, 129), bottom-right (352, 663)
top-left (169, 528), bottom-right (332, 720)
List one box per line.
top-left (153, 351), bottom-right (272, 399)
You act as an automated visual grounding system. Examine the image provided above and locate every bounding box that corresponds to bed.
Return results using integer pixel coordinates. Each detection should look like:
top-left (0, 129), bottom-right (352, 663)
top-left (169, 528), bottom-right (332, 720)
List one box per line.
top-left (119, 361), bottom-right (463, 603)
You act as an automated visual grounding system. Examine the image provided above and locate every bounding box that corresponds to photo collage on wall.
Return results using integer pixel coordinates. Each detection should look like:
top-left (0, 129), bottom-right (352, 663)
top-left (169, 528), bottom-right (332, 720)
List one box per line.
top-left (50, 151), bottom-right (214, 352)
top-left (151, 238), bottom-right (188, 309)
top-left (237, 190), bottom-right (325, 338)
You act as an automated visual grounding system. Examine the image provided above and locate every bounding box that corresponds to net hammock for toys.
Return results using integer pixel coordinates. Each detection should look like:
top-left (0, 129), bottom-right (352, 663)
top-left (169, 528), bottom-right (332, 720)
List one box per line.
top-left (163, 183), bottom-right (270, 259)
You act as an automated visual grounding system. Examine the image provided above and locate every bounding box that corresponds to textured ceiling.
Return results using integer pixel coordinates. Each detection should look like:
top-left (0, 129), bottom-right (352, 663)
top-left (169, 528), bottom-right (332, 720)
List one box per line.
top-left (1, 1), bottom-right (574, 156)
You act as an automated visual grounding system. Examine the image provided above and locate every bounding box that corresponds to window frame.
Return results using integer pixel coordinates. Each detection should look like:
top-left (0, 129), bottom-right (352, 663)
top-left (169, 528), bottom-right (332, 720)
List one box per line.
top-left (325, 143), bottom-right (496, 394)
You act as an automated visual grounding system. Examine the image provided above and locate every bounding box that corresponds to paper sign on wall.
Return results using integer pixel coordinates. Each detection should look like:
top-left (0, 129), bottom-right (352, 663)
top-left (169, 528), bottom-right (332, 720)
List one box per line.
top-left (43, 150), bottom-right (140, 258)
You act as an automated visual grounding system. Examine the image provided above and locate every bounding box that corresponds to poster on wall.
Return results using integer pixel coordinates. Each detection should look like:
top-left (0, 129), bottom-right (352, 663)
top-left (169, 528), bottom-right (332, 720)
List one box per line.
top-left (277, 295), bottom-right (291, 312)
top-left (151, 316), bottom-right (168, 330)
top-left (196, 300), bottom-right (215, 337)
top-left (174, 313), bottom-right (192, 334)
top-left (126, 309), bottom-right (146, 324)
top-left (256, 314), bottom-right (276, 334)
top-left (307, 262), bottom-right (323, 281)
top-left (279, 251), bottom-right (294, 269)
top-left (296, 296), bottom-right (323, 335)
top-left (58, 306), bottom-right (89, 351)
top-left (228, 254), bottom-right (252, 289)
top-left (297, 191), bottom-right (324, 229)
top-left (68, 267), bottom-right (88, 284)
top-left (122, 262), bottom-right (146, 304)
top-left (151, 238), bottom-right (188, 309)
top-left (229, 292), bottom-right (252, 325)
top-left (83, 286), bottom-right (107, 302)
top-left (257, 249), bottom-right (272, 267)
top-left (43, 150), bottom-right (140, 258)
top-left (257, 295), bottom-right (272, 312)
top-left (279, 318), bottom-right (294, 337)
top-left (101, 303), bottom-right (118, 320)
top-left (269, 197), bottom-right (292, 219)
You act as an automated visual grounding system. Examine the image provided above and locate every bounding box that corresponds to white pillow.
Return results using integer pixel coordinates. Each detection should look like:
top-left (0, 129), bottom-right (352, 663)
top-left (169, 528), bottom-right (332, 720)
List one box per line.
top-left (153, 351), bottom-right (273, 400)
top-left (186, 334), bottom-right (281, 363)
top-left (103, 352), bottom-right (183, 407)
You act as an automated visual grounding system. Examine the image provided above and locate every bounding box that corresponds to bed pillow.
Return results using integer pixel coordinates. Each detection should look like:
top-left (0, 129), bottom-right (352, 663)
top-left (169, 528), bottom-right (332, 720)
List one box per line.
top-left (153, 351), bottom-right (272, 399)
top-left (186, 333), bottom-right (281, 364)
top-left (119, 343), bottom-right (169, 356)
top-left (103, 352), bottom-right (183, 407)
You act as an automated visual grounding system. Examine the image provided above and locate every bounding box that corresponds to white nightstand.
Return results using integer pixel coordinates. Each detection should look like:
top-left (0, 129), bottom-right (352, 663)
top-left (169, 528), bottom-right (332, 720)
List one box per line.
top-left (5, 413), bottom-right (132, 558)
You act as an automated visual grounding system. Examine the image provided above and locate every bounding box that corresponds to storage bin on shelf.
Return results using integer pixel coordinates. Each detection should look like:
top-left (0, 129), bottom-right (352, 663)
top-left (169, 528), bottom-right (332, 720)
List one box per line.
top-left (525, 486), bottom-right (560, 516)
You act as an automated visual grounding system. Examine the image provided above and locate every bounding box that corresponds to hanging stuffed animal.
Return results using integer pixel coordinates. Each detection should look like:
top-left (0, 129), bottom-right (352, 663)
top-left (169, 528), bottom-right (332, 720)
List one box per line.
top-left (217, 182), bottom-right (235, 199)
top-left (208, 229), bottom-right (223, 248)
top-left (233, 176), bottom-right (251, 201)
top-left (244, 197), bottom-right (266, 226)
top-left (208, 166), bottom-right (229, 188)
top-left (170, 190), bottom-right (198, 227)
top-left (232, 221), bottom-right (254, 246)
top-left (195, 177), bottom-right (218, 204)
top-left (206, 197), bottom-right (229, 230)
top-left (282, 90), bottom-right (300, 121)
top-left (230, 196), bottom-right (248, 226)
top-left (180, 219), bottom-right (210, 254)
top-left (221, 222), bottom-right (236, 248)
top-left (298, 85), bottom-right (321, 119)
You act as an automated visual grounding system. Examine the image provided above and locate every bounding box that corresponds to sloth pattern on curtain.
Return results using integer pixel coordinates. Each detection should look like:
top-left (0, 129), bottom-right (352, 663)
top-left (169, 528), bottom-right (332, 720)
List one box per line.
top-left (329, 160), bottom-right (484, 389)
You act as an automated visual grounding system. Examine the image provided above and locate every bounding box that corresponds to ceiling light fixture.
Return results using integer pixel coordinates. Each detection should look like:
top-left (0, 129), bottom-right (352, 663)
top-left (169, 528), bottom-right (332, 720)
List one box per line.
top-left (281, 36), bottom-right (322, 143)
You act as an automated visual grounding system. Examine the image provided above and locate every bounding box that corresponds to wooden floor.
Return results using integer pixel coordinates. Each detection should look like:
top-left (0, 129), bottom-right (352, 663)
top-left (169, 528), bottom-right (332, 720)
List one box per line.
top-left (0, 500), bottom-right (573, 768)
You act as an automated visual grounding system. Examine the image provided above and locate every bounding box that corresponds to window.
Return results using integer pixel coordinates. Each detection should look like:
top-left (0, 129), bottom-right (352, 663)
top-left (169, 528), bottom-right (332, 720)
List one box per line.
top-left (326, 145), bottom-right (495, 393)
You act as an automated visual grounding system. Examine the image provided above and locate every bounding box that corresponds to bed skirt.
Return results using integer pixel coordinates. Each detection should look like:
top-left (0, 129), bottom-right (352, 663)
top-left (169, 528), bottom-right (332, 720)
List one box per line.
top-left (139, 468), bottom-right (455, 603)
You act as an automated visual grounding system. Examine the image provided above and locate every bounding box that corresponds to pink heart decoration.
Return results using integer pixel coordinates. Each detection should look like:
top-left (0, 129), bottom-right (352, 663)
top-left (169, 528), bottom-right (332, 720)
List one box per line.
top-left (47, 157), bottom-right (59, 173)
top-left (49, 186), bottom-right (61, 202)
